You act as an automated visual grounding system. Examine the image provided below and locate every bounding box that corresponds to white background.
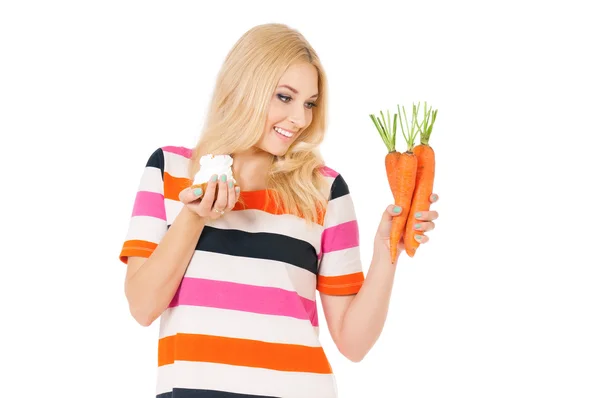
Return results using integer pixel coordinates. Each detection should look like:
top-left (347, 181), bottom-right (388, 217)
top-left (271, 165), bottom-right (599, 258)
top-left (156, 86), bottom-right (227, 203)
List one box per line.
top-left (1, 1), bottom-right (599, 397)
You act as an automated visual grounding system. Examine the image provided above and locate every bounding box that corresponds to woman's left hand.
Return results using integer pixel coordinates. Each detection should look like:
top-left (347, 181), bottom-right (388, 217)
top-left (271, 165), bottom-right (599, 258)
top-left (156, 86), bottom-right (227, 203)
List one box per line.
top-left (374, 193), bottom-right (439, 258)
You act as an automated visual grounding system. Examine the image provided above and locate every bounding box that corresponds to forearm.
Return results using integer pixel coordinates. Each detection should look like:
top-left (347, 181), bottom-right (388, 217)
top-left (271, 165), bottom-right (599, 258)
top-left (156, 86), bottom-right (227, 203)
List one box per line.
top-left (339, 243), bottom-right (397, 360)
top-left (125, 207), bottom-right (206, 325)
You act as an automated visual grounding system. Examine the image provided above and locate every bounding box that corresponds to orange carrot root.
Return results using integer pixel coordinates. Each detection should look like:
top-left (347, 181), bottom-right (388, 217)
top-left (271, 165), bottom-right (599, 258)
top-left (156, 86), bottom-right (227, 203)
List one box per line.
top-left (404, 144), bottom-right (435, 257)
top-left (404, 103), bottom-right (438, 258)
top-left (387, 151), bottom-right (417, 261)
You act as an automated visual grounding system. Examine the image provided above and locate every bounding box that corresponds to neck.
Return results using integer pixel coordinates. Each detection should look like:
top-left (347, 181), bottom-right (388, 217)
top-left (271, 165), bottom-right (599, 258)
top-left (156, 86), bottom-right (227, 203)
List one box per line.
top-left (232, 147), bottom-right (273, 191)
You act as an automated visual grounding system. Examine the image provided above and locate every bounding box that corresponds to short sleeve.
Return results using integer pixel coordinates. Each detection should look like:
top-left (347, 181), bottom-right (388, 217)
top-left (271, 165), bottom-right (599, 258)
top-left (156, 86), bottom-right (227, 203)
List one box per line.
top-left (316, 174), bottom-right (365, 295)
top-left (118, 148), bottom-right (168, 264)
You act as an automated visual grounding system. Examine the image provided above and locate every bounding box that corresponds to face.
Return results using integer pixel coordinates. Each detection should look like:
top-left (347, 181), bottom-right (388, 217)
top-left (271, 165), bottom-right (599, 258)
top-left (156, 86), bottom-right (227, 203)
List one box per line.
top-left (256, 62), bottom-right (319, 157)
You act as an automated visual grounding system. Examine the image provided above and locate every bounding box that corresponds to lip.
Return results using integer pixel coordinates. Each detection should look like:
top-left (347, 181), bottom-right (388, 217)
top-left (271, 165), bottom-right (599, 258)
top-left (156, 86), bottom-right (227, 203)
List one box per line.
top-left (274, 126), bottom-right (297, 135)
top-left (273, 126), bottom-right (295, 140)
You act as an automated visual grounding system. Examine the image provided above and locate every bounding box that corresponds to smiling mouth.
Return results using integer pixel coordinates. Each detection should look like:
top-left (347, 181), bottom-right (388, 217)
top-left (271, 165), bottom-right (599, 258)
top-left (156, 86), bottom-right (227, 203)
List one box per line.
top-left (273, 126), bottom-right (294, 138)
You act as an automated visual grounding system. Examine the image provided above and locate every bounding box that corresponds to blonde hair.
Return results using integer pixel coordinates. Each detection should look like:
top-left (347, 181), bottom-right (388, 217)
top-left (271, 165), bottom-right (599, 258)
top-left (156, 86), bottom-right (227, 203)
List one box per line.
top-left (189, 23), bottom-right (330, 224)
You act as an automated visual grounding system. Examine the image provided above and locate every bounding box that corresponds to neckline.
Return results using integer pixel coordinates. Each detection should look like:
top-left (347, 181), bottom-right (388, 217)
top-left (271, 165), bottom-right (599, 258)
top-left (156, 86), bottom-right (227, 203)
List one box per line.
top-left (240, 188), bottom-right (271, 196)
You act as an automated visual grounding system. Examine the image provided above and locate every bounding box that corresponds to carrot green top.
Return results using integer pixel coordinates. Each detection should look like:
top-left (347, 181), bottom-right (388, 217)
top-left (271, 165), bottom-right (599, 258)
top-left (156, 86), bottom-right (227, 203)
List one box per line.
top-left (369, 109), bottom-right (397, 153)
top-left (418, 101), bottom-right (438, 146)
top-left (370, 102), bottom-right (423, 153)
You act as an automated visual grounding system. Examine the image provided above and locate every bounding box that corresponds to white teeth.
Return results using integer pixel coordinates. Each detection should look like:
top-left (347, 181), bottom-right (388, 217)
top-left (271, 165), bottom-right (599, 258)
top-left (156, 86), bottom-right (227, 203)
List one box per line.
top-left (274, 126), bottom-right (292, 137)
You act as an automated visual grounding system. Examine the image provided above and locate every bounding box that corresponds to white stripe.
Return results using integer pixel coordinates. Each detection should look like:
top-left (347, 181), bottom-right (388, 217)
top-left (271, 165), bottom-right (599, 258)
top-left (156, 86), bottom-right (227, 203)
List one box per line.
top-left (164, 198), bottom-right (184, 224)
top-left (156, 361), bottom-right (338, 398)
top-left (156, 363), bottom-right (175, 395)
top-left (318, 246), bottom-right (362, 277)
top-left (163, 150), bottom-right (191, 179)
top-left (124, 215), bottom-right (167, 244)
top-left (137, 166), bottom-right (163, 193)
top-left (185, 251), bottom-right (317, 300)
top-left (320, 174), bottom-right (337, 198)
top-left (323, 194), bottom-right (356, 227)
top-left (158, 306), bottom-right (321, 346)
top-left (209, 209), bottom-right (323, 253)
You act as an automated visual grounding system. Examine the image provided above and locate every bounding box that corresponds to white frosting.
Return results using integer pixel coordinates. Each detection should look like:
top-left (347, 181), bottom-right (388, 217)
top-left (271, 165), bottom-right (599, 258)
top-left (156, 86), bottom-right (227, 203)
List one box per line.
top-left (193, 154), bottom-right (236, 185)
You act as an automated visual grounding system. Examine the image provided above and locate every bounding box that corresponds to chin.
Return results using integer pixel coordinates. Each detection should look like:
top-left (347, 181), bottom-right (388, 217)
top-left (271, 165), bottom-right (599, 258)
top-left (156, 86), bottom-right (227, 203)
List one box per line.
top-left (263, 146), bottom-right (289, 157)
top-left (256, 127), bottom-right (300, 157)
top-left (259, 139), bottom-right (295, 157)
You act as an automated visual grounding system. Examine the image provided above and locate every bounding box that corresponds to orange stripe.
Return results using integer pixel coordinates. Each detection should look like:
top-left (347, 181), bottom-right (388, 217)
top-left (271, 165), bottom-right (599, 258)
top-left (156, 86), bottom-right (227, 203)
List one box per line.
top-left (164, 172), bottom-right (192, 201)
top-left (119, 240), bottom-right (158, 263)
top-left (233, 190), bottom-right (284, 215)
top-left (162, 176), bottom-right (325, 224)
top-left (158, 333), bottom-right (175, 366)
top-left (158, 334), bottom-right (332, 374)
top-left (234, 190), bottom-right (325, 225)
top-left (317, 272), bottom-right (364, 295)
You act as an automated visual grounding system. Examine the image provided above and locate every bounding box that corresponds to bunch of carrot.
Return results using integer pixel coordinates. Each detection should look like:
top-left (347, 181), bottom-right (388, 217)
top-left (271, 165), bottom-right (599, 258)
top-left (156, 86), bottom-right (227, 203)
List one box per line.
top-left (369, 102), bottom-right (438, 261)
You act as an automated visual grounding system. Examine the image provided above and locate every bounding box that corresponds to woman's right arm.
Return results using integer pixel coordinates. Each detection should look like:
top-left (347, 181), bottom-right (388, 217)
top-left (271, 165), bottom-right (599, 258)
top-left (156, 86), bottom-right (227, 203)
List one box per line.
top-left (124, 206), bottom-right (206, 327)
top-left (123, 173), bottom-right (239, 327)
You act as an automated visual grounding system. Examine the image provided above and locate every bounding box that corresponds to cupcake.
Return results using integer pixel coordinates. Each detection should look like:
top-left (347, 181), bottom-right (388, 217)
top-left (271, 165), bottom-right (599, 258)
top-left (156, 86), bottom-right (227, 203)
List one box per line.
top-left (191, 154), bottom-right (236, 194)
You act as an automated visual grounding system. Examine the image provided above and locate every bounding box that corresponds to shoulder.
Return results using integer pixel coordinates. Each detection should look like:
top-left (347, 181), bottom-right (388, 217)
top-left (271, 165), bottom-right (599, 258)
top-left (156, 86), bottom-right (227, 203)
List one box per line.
top-left (160, 145), bottom-right (193, 160)
top-left (144, 145), bottom-right (193, 176)
top-left (317, 165), bottom-right (351, 201)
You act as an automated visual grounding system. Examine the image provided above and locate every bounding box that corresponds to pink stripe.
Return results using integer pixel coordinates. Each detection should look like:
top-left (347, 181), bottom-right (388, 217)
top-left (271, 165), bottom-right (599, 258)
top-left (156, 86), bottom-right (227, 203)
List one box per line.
top-left (319, 166), bottom-right (339, 178)
top-left (131, 191), bottom-right (166, 220)
top-left (162, 146), bottom-right (192, 159)
top-left (321, 220), bottom-right (359, 253)
top-left (169, 278), bottom-right (318, 326)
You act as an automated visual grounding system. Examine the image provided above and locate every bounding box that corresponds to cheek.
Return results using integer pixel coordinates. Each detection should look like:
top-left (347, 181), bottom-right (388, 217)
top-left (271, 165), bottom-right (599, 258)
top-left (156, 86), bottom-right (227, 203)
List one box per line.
top-left (266, 102), bottom-right (285, 127)
top-left (306, 110), bottom-right (314, 125)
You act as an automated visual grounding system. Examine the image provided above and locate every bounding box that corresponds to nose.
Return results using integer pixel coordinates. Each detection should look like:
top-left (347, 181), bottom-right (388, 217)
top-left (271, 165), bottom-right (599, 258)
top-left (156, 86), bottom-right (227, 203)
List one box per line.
top-left (288, 103), bottom-right (307, 129)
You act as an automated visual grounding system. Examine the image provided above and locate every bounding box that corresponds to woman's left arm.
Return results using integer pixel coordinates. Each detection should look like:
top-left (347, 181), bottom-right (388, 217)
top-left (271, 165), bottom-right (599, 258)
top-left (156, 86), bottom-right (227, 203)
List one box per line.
top-left (320, 194), bottom-right (439, 362)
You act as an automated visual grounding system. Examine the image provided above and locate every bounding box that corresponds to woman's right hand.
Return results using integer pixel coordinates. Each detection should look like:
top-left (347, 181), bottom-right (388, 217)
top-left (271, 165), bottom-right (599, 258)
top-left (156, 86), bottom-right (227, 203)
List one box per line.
top-left (178, 174), bottom-right (241, 220)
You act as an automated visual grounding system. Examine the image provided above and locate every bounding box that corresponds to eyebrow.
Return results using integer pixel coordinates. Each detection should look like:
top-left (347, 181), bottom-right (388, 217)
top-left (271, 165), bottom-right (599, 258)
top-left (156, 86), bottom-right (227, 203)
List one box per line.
top-left (278, 85), bottom-right (319, 99)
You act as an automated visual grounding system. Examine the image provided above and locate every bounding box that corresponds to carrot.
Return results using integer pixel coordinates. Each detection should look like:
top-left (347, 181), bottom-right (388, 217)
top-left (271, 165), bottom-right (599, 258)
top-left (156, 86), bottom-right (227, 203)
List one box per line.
top-left (404, 103), bottom-right (438, 257)
top-left (370, 104), bottom-right (421, 262)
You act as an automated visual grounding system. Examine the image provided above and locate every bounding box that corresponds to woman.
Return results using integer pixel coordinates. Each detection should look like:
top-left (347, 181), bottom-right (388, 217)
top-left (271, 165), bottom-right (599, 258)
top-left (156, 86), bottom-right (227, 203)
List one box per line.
top-left (119, 23), bottom-right (439, 398)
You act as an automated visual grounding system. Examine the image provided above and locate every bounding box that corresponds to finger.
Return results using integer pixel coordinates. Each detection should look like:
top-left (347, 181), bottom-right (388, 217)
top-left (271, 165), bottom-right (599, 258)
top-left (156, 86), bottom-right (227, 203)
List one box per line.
top-left (413, 221), bottom-right (435, 232)
top-left (179, 186), bottom-right (204, 204)
top-left (430, 193), bottom-right (439, 203)
top-left (376, 205), bottom-right (401, 238)
top-left (381, 205), bottom-right (402, 227)
top-left (235, 186), bottom-right (241, 201)
top-left (388, 205), bottom-right (402, 217)
top-left (414, 210), bottom-right (439, 221)
top-left (225, 179), bottom-right (237, 210)
top-left (198, 175), bottom-right (218, 214)
top-left (414, 234), bottom-right (429, 244)
top-left (212, 174), bottom-right (229, 212)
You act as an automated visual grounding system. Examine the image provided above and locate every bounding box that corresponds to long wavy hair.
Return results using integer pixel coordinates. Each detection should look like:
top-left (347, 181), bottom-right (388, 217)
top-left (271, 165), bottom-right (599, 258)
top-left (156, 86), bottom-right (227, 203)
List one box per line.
top-left (188, 23), bottom-right (330, 224)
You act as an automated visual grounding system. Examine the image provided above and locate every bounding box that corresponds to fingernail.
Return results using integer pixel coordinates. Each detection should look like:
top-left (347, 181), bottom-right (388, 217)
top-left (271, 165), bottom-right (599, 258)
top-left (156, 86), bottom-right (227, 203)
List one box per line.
top-left (235, 186), bottom-right (240, 193)
top-left (193, 188), bottom-right (203, 196)
top-left (393, 206), bottom-right (401, 213)
top-left (415, 212), bottom-right (422, 218)
top-left (414, 223), bottom-right (421, 230)
top-left (211, 175), bottom-right (218, 182)
top-left (432, 194), bottom-right (438, 201)
top-left (415, 235), bottom-right (422, 240)
top-left (220, 174), bottom-right (227, 182)
top-left (228, 180), bottom-right (234, 188)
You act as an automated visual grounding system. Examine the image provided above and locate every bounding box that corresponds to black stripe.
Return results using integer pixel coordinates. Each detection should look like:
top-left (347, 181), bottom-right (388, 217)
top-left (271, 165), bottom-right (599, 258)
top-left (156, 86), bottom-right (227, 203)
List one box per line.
top-left (146, 147), bottom-right (165, 179)
top-left (158, 388), bottom-right (279, 398)
top-left (194, 226), bottom-right (318, 275)
top-left (329, 174), bottom-right (349, 200)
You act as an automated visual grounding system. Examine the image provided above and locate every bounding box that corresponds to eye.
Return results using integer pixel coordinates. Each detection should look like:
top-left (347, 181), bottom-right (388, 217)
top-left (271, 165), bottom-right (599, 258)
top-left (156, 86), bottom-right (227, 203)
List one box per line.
top-left (278, 94), bottom-right (317, 110)
top-left (277, 94), bottom-right (292, 103)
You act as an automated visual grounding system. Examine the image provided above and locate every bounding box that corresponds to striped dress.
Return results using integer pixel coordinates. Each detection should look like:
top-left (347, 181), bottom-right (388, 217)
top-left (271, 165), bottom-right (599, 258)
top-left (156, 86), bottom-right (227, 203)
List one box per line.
top-left (119, 146), bottom-right (365, 398)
